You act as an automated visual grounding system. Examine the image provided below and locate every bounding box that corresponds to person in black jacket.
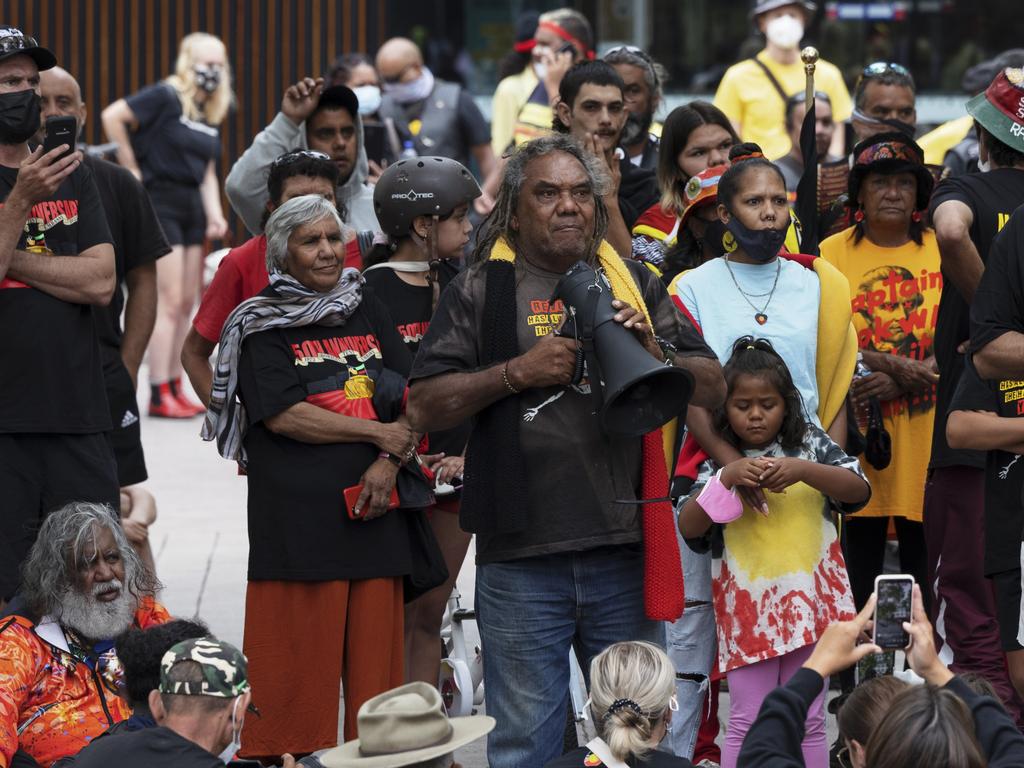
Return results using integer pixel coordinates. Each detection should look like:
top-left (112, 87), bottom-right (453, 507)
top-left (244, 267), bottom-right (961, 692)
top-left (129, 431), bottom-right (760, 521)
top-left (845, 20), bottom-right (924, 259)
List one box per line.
top-left (739, 584), bottom-right (1024, 767)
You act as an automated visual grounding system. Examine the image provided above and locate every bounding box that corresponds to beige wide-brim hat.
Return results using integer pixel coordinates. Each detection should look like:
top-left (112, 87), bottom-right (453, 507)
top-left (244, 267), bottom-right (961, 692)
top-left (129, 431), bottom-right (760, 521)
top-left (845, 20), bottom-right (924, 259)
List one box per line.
top-left (321, 682), bottom-right (495, 768)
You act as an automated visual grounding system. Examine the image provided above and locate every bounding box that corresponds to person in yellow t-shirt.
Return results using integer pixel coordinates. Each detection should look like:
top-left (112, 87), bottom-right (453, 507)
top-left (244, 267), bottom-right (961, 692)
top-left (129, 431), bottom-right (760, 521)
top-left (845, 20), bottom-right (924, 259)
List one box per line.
top-left (713, 0), bottom-right (851, 161)
top-left (820, 131), bottom-right (938, 615)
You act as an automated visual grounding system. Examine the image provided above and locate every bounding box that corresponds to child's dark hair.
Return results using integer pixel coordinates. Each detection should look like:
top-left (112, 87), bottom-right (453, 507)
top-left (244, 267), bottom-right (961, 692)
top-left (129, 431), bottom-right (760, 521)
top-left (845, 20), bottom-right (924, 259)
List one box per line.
top-left (714, 336), bottom-right (806, 450)
top-left (716, 142), bottom-right (787, 215)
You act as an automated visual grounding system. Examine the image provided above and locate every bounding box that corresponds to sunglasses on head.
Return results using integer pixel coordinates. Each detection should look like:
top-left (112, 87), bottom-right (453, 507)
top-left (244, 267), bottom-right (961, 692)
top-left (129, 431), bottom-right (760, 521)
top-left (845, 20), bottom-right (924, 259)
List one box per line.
top-left (860, 61), bottom-right (911, 78)
top-left (271, 150), bottom-right (330, 169)
top-left (605, 44), bottom-right (659, 89)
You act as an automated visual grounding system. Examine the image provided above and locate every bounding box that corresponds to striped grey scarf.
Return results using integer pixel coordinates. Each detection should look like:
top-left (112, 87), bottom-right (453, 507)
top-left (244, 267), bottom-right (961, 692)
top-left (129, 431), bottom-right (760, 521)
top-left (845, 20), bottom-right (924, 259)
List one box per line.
top-left (201, 268), bottom-right (364, 463)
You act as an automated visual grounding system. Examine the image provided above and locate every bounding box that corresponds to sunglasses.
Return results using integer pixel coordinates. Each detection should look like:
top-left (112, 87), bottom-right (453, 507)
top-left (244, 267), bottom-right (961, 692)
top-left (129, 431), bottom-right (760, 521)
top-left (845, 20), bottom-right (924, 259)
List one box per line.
top-left (382, 63), bottom-right (414, 85)
top-left (271, 149), bottom-right (330, 168)
top-left (605, 44), bottom-right (660, 89)
top-left (861, 61), bottom-right (911, 78)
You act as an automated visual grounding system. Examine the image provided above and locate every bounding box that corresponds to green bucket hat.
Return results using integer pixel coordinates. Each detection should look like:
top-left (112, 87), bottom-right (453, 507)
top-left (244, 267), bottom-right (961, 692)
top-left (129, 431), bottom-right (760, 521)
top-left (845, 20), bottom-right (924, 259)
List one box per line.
top-left (159, 636), bottom-right (251, 698)
top-left (966, 67), bottom-right (1024, 153)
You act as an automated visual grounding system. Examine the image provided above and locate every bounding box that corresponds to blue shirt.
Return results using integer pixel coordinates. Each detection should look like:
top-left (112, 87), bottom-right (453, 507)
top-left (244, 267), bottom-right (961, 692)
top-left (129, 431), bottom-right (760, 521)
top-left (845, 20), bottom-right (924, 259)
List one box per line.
top-left (674, 256), bottom-right (822, 425)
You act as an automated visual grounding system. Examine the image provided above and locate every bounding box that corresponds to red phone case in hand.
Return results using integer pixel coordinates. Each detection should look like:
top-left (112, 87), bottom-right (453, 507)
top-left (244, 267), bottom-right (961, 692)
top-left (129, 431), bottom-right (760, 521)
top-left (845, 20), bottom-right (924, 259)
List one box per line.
top-left (344, 484), bottom-right (399, 519)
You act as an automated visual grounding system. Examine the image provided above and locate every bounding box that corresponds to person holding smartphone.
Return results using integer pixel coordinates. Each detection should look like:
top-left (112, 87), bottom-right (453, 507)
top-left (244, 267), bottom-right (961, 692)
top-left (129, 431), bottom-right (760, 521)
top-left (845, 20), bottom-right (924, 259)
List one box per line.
top-left (0, 27), bottom-right (118, 606)
top-left (739, 585), bottom-right (1024, 767)
top-left (102, 32), bottom-right (232, 419)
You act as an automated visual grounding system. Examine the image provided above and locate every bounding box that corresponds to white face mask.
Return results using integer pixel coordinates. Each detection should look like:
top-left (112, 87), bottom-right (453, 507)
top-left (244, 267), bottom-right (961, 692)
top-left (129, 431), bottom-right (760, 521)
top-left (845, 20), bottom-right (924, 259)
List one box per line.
top-left (765, 15), bottom-right (804, 49)
top-left (352, 84), bottom-right (382, 116)
top-left (533, 60), bottom-right (548, 81)
top-left (217, 697), bottom-right (243, 763)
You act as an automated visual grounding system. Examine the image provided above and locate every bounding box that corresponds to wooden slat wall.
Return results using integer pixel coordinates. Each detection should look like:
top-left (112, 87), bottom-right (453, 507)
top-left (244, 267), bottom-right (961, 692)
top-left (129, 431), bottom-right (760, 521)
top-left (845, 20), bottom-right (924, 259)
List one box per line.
top-left (0, 0), bottom-right (387, 240)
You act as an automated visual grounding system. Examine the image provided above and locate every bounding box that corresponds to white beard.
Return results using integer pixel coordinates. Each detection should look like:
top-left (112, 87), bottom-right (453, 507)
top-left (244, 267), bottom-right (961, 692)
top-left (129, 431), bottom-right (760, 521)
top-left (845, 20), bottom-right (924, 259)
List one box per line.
top-left (59, 579), bottom-right (138, 641)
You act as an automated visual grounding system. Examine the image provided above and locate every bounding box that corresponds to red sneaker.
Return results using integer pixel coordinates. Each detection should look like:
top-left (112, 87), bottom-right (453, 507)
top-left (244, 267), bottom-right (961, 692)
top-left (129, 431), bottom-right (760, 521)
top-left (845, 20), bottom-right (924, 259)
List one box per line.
top-left (149, 382), bottom-right (200, 419)
top-left (170, 377), bottom-right (206, 416)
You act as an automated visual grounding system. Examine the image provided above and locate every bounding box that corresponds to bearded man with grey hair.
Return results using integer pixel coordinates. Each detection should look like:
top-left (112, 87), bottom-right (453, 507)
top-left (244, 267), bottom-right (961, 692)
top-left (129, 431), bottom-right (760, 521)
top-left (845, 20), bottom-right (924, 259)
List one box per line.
top-left (0, 501), bottom-right (167, 767)
top-left (407, 133), bottom-right (724, 768)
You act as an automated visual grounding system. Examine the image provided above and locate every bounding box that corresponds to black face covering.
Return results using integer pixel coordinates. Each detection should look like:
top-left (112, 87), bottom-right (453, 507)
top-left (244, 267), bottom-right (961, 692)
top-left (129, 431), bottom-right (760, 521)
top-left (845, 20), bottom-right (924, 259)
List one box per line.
top-left (193, 65), bottom-right (222, 94)
top-left (723, 216), bottom-right (788, 263)
top-left (620, 110), bottom-right (653, 147)
top-left (0, 89), bottom-right (42, 145)
top-left (695, 219), bottom-right (730, 258)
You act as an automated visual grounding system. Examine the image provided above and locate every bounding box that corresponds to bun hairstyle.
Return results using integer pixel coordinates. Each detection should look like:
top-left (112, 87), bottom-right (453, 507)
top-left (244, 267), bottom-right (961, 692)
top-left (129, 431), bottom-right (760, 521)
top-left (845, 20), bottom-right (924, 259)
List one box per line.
top-left (589, 641), bottom-right (676, 762)
top-left (716, 142), bottom-right (786, 215)
top-left (714, 336), bottom-right (807, 450)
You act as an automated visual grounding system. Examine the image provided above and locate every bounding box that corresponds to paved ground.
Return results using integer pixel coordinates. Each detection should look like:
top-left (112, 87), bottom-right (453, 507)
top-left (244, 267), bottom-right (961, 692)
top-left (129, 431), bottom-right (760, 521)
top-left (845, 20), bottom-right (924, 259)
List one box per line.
top-left (141, 384), bottom-right (841, 767)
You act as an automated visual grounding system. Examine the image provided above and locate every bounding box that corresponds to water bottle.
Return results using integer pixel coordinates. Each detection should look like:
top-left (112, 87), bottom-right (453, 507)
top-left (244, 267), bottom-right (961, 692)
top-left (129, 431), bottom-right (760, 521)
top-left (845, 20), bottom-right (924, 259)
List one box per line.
top-left (854, 352), bottom-right (871, 433)
top-left (401, 140), bottom-right (417, 159)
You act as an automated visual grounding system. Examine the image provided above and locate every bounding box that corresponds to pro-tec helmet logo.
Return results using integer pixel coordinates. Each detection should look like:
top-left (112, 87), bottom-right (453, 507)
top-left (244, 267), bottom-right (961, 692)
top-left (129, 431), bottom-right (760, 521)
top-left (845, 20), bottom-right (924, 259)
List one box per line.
top-left (390, 189), bottom-right (436, 201)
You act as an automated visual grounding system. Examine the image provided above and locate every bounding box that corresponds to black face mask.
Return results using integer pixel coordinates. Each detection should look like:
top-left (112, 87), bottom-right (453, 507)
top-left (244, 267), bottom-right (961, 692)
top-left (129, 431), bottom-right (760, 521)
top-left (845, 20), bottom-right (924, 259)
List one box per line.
top-left (695, 219), bottom-right (730, 258)
top-left (723, 216), bottom-right (787, 263)
top-left (0, 89), bottom-right (41, 145)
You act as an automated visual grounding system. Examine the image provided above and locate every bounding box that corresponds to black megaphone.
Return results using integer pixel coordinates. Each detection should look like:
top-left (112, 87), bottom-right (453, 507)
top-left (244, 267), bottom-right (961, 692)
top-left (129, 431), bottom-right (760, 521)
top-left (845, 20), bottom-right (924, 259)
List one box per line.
top-left (553, 261), bottom-right (694, 437)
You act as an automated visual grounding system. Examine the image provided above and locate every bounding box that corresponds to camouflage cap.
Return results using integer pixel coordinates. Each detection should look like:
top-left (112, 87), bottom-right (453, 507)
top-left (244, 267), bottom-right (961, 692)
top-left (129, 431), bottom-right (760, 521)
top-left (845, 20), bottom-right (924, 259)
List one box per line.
top-left (159, 637), bottom-right (251, 698)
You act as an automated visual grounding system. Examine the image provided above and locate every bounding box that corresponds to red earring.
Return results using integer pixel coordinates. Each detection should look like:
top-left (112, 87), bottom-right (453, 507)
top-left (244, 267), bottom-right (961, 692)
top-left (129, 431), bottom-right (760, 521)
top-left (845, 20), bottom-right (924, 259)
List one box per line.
top-left (853, 210), bottom-right (864, 223)
top-left (911, 210), bottom-right (922, 223)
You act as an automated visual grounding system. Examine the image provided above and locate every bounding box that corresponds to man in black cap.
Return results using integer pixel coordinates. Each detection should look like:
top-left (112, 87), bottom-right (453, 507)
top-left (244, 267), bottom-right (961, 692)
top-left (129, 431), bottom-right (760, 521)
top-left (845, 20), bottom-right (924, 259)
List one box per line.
top-left (226, 77), bottom-right (378, 233)
top-left (0, 27), bottom-right (117, 604)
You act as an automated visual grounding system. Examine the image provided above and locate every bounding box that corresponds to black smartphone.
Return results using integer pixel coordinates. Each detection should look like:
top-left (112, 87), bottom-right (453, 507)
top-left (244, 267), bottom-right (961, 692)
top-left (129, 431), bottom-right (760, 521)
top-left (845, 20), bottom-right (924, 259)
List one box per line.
top-left (362, 122), bottom-right (387, 167)
top-left (557, 41), bottom-right (575, 55)
top-left (42, 115), bottom-right (77, 160)
top-left (873, 574), bottom-right (914, 649)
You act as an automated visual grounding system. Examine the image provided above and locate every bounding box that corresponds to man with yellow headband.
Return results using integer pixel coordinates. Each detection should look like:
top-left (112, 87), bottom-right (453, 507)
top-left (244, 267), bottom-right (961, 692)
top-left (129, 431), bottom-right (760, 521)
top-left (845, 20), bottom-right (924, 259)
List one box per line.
top-left (407, 134), bottom-right (723, 768)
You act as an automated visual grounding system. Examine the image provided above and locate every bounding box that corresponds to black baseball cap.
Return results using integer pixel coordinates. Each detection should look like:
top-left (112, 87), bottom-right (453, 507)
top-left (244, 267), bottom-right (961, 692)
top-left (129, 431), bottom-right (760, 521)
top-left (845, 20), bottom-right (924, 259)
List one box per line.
top-left (0, 27), bottom-right (56, 70)
top-left (318, 84), bottom-right (360, 118)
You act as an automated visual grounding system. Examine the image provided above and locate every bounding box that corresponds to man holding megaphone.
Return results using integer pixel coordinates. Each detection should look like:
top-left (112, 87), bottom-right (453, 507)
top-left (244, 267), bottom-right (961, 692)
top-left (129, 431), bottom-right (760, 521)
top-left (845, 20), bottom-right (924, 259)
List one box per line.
top-left (408, 133), bottom-right (724, 768)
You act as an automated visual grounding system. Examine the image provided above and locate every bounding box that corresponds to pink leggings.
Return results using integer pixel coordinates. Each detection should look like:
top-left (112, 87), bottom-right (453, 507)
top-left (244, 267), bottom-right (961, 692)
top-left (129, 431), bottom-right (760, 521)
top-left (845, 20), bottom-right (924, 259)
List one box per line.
top-left (721, 644), bottom-right (827, 768)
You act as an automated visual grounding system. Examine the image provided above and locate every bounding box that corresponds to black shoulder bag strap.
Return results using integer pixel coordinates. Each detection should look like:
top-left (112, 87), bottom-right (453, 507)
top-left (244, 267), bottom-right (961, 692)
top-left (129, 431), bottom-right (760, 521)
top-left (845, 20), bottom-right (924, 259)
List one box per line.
top-left (749, 57), bottom-right (791, 104)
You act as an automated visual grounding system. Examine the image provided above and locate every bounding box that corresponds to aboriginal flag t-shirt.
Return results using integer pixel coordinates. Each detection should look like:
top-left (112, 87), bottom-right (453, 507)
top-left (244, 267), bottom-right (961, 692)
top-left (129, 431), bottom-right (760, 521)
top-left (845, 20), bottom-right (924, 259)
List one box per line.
top-left (0, 162), bottom-right (113, 433)
top-left (236, 284), bottom-right (415, 581)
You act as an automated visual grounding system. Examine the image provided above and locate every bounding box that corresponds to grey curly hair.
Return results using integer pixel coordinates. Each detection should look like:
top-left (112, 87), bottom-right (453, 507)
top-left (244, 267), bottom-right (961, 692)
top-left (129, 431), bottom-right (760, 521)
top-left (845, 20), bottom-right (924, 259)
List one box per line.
top-left (472, 133), bottom-right (610, 264)
top-left (20, 501), bottom-right (160, 619)
top-left (264, 194), bottom-right (344, 274)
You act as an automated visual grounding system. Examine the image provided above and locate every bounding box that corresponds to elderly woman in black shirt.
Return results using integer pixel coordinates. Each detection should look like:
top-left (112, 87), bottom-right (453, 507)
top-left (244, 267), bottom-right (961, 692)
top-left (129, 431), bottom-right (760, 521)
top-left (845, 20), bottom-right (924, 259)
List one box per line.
top-left (202, 194), bottom-right (421, 761)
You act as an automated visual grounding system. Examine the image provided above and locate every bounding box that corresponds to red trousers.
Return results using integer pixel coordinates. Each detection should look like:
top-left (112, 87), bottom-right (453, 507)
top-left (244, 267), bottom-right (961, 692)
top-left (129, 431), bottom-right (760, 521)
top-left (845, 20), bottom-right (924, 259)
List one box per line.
top-left (239, 577), bottom-right (404, 760)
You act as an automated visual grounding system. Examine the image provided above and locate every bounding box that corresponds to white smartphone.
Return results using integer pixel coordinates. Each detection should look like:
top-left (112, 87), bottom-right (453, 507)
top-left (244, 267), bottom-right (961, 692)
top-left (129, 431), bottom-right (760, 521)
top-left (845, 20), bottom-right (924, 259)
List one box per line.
top-left (873, 574), bottom-right (914, 649)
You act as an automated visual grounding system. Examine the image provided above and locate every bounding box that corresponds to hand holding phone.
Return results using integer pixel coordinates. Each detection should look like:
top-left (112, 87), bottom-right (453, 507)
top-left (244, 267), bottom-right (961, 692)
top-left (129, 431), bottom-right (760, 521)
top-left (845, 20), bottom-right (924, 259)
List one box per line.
top-left (900, 582), bottom-right (955, 686)
top-left (42, 115), bottom-right (78, 161)
top-left (872, 574), bottom-right (914, 649)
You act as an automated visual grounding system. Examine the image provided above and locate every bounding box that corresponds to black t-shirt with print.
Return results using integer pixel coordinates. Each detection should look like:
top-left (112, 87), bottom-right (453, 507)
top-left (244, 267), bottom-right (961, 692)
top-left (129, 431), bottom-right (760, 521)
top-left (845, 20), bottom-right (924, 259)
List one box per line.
top-left (0, 163), bottom-right (113, 433)
top-left (237, 285), bottom-right (415, 581)
top-left (949, 357), bottom-right (1024, 576)
top-left (410, 255), bottom-right (715, 564)
top-left (363, 261), bottom-right (470, 457)
top-left (85, 155), bottom-right (172, 368)
top-left (126, 83), bottom-right (221, 186)
top-left (929, 168), bottom-right (1024, 470)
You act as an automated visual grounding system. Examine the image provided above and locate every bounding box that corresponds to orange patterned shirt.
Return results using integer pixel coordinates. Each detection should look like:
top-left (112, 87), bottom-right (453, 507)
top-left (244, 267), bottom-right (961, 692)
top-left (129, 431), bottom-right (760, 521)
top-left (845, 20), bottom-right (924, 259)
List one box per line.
top-left (0, 599), bottom-right (170, 767)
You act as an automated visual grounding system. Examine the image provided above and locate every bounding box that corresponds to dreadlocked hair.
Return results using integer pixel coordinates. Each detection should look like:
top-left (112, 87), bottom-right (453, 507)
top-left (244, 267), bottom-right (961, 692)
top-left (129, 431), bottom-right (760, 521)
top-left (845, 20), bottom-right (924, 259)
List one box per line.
top-left (472, 133), bottom-right (610, 265)
top-left (713, 336), bottom-right (808, 451)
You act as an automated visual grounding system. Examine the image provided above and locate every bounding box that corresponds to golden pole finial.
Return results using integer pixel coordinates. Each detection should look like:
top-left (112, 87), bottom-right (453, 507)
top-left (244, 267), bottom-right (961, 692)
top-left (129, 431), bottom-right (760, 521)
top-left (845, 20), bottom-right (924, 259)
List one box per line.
top-left (802, 46), bottom-right (819, 107)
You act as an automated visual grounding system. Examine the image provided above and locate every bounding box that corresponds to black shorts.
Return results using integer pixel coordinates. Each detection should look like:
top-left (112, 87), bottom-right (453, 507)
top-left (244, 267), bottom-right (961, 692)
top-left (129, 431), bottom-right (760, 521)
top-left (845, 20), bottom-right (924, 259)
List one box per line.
top-left (148, 180), bottom-right (205, 246)
top-left (104, 362), bottom-right (148, 486)
top-left (991, 568), bottom-right (1024, 652)
top-left (0, 432), bottom-right (119, 599)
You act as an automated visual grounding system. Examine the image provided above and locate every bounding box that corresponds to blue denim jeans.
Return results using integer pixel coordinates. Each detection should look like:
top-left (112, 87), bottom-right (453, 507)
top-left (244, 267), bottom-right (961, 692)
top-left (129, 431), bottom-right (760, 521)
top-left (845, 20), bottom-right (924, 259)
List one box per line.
top-left (475, 545), bottom-right (665, 768)
top-left (664, 539), bottom-right (716, 760)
